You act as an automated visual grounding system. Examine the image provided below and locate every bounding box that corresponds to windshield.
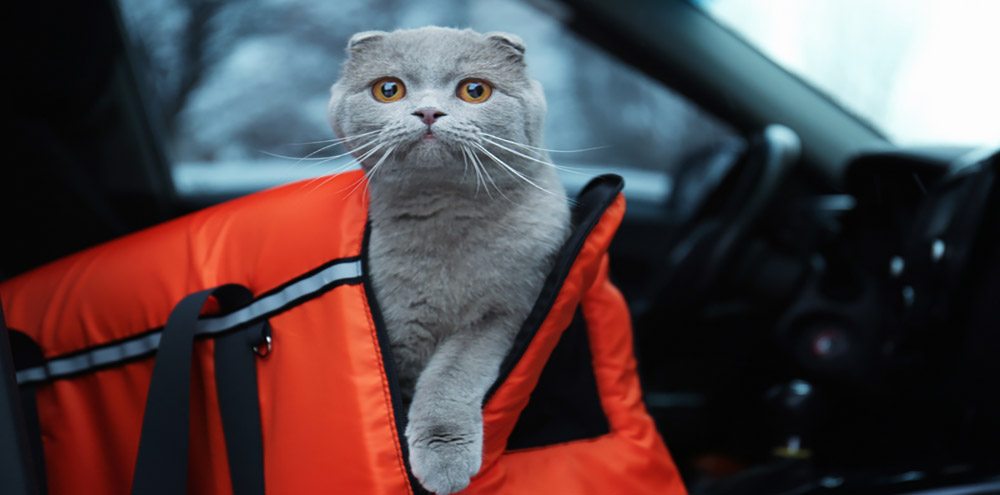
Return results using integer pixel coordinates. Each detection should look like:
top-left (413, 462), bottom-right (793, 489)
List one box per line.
top-left (699, 0), bottom-right (1000, 147)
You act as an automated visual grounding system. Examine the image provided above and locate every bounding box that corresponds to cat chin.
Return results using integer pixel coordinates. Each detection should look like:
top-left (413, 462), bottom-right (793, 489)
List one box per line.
top-left (397, 139), bottom-right (462, 164)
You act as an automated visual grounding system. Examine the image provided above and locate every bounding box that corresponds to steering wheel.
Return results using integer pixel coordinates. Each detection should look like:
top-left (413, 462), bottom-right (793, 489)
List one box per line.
top-left (637, 125), bottom-right (800, 315)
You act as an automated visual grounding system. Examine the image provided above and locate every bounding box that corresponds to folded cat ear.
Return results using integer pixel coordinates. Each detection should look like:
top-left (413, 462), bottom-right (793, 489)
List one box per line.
top-left (347, 31), bottom-right (387, 54)
top-left (485, 32), bottom-right (526, 61)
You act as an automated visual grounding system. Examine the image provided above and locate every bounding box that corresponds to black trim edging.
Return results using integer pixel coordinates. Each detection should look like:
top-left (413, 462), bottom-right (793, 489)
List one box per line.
top-left (360, 223), bottom-right (430, 495)
top-left (483, 174), bottom-right (624, 403)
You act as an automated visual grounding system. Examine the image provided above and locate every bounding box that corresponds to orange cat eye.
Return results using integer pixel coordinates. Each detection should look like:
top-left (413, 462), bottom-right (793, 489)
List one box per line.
top-left (372, 77), bottom-right (406, 102)
top-left (457, 79), bottom-right (492, 103)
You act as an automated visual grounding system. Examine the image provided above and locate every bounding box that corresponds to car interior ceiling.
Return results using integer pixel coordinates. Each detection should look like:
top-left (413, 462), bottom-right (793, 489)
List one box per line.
top-left (5, 0), bottom-right (999, 494)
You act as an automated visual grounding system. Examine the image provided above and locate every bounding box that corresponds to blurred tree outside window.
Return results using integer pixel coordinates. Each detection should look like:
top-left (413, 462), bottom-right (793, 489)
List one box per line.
top-left (118, 0), bottom-right (741, 201)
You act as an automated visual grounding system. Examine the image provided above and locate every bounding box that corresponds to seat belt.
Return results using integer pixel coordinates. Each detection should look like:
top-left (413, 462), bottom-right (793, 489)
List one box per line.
top-left (131, 285), bottom-right (266, 495)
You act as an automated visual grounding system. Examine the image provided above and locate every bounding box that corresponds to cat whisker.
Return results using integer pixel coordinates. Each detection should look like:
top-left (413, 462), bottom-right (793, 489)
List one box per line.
top-left (334, 142), bottom-right (397, 198)
top-left (261, 138), bottom-right (379, 164)
top-left (469, 148), bottom-right (486, 196)
top-left (295, 138), bottom-right (357, 162)
top-left (309, 139), bottom-right (383, 168)
top-left (366, 145), bottom-right (396, 188)
top-left (289, 140), bottom-right (382, 195)
top-left (263, 130), bottom-right (380, 163)
top-left (463, 146), bottom-right (487, 196)
top-left (480, 138), bottom-right (592, 176)
top-left (469, 148), bottom-right (513, 202)
top-left (286, 129), bottom-right (381, 146)
top-left (309, 154), bottom-right (368, 179)
top-left (471, 143), bottom-right (565, 201)
top-left (460, 145), bottom-right (471, 180)
top-left (259, 149), bottom-right (338, 162)
top-left (306, 142), bottom-right (387, 195)
top-left (346, 145), bottom-right (397, 199)
top-left (472, 151), bottom-right (495, 199)
top-left (480, 132), bottom-right (609, 154)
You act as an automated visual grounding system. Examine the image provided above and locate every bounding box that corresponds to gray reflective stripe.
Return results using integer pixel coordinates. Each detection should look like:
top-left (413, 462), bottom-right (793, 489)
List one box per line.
top-left (196, 260), bottom-right (362, 335)
top-left (14, 367), bottom-right (46, 384)
top-left (15, 332), bottom-right (163, 385)
top-left (15, 259), bottom-right (363, 386)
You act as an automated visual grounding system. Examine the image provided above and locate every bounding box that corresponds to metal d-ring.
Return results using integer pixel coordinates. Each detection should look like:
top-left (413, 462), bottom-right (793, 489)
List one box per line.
top-left (252, 333), bottom-right (272, 357)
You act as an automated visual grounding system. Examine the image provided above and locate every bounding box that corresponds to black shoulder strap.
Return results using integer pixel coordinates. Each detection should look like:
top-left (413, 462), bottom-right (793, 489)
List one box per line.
top-left (215, 318), bottom-right (268, 495)
top-left (0, 305), bottom-right (43, 495)
top-left (131, 285), bottom-right (266, 495)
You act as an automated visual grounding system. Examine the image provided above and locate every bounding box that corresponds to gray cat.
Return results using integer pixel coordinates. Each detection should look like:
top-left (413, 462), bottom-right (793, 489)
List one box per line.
top-left (328, 27), bottom-right (570, 494)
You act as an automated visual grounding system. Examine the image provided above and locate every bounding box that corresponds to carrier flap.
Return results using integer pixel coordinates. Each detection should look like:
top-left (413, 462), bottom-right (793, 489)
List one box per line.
top-left (472, 176), bottom-right (687, 493)
top-left (479, 174), bottom-right (626, 468)
top-left (0, 172), bottom-right (369, 365)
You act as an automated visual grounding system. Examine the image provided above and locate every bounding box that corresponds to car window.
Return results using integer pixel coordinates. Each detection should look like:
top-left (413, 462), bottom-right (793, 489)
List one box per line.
top-left (698, 0), bottom-right (1000, 147)
top-left (118, 0), bottom-right (742, 204)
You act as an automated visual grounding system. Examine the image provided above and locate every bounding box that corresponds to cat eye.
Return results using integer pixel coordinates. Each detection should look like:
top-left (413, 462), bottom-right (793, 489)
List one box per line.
top-left (372, 77), bottom-right (406, 103)
top-left (457, 79), bottom-right (492, 103)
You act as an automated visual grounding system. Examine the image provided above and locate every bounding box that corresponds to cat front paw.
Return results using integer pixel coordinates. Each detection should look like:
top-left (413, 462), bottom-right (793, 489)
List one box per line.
top-left (408, 424), bottom-right (482, 494)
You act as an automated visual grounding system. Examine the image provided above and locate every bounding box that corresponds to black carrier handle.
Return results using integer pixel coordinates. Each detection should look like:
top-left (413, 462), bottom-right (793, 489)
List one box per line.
top-left (131, 284), bottom-right (266, 495)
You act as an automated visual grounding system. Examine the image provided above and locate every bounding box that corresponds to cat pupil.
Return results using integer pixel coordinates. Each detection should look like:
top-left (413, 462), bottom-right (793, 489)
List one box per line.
top-left (467, 83), bottom-right (483, 98)
top-left (381, 82), bottom-right (398, 97)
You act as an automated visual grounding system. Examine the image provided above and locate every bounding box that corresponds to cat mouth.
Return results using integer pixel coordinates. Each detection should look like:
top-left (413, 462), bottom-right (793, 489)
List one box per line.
top-left (422, 130), bottom-right (436, 140)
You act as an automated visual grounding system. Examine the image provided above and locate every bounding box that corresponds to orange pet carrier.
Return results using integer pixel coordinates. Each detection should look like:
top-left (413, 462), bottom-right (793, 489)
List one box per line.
top-left (1, 171), bottom-right (686, 494)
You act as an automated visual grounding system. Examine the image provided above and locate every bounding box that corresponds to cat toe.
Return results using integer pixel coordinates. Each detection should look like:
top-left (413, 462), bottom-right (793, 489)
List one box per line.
top-left (410, 436), bottom-right (482, 494)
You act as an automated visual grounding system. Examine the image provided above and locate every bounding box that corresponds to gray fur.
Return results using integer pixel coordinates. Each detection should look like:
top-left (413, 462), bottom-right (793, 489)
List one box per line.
top-left (328, 27), bottom-right (570, 494)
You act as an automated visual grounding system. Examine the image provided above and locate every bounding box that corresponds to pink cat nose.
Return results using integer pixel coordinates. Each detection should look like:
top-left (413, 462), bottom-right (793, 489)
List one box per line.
top-left (412, 108), bottom-right (447, 125)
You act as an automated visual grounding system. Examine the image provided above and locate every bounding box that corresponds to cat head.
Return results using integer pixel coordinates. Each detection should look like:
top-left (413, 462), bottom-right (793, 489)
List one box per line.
top-left (328, 27), bottom-right (547, 182)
